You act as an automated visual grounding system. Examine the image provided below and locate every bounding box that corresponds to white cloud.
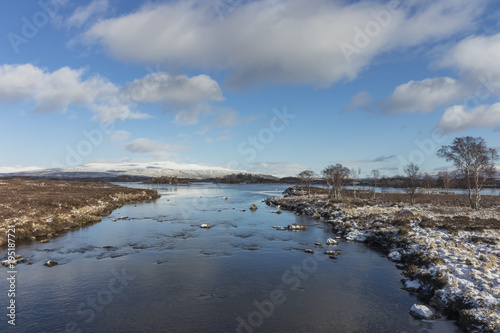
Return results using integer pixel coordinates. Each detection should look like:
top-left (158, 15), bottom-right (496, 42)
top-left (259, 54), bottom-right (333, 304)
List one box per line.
top-left (121, 72), bottom-right (226, 127)
top-left (0, 64), bottom-right (230, 125)
top-left (0, 63), bottom-right (149, 122)
top-left (439, 33), bottom-right (500, 78)
top-left (123, 138), bottom-right (189, 158)
top-left (384, 77), bottom-right (465, 114)
top-left (109, 130), bottom-right (130, 143)
top-left (81, 0), bottom-right (484, 87)
top-left (437, 103), bottom-right (500, 133)
top-left (199, 109), bottom-right (242, 134)
top-left (343, 91), bottom-right (373, 112)
top-left (121, 72), bottom-right (223, 106)
top-left (67, 0), bottom-right (109, 28)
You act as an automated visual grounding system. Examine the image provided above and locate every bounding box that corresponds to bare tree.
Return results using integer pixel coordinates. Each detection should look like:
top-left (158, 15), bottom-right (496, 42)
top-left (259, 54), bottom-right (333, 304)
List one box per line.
top-left (323, 164), bottom-right (350, 200)
top-left (437, 170), bottom-right (453, 194)
top-left (437, 136), bottom-right (498, 209)
top-left (404, 163), bottom-right (420, 204)
top-left (298, 170), bottom-right (315, 197)
top-left (423, 173), bottom-right (433, 194)
top-left (370, 169), bottom-right (380, 199)
top-left (381, 175), bottom-right (389, 197)
top-left (350, 167), bottom-right (361, 199)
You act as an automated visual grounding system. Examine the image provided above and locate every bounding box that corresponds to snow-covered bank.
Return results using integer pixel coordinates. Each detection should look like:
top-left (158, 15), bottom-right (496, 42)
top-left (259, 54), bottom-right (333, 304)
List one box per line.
top-left (266, 191), bottom-right (500, 333)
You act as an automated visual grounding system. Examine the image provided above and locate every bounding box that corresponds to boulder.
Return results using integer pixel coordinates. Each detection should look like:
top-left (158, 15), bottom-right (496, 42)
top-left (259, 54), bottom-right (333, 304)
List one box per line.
top-left (388, 251), bottom-right (402, 262)
top-left (200, 224), bottom-right (211, 229)
top-left (409, 304), bottom-right (434, 320)
top-left (44, 260), bottom-right (58, 267)
top-left (249, 204), bottom-right (258, 211)
top-left (326, 238), bottom-right (338, 246)
top-left (304, 249), bottom-right (315, 254)
top-left (288, 223), bottom-right (306, 230)
top-left (2, 259), bottom-right (17, 267)
top-left (345, 230), bottom-right (367, 242)
top-left (403, 279), bottom-right (421, 291)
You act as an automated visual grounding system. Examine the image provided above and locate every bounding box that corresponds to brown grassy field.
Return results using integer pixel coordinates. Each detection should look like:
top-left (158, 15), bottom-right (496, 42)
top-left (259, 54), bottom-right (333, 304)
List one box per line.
top-left (301, 187), bottom-right (500, 209)
top-left (0, 178), bottom-right (160, 246)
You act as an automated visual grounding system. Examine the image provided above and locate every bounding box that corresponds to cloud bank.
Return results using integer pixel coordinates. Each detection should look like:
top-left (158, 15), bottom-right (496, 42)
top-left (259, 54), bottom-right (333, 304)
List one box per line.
top-left (81, 0), bottom-right (484, 87)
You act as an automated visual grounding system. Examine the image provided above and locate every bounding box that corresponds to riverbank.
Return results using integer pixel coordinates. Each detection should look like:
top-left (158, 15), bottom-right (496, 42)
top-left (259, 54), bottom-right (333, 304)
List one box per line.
top-left (0, 178), bottom-right (160, 247)
top-left (266, 188), bottom-right (500, 333)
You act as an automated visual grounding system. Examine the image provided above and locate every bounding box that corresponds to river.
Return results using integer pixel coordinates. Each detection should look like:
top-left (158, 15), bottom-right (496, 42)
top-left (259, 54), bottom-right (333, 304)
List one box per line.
top-left (1, 183), bottom-right (463, 332)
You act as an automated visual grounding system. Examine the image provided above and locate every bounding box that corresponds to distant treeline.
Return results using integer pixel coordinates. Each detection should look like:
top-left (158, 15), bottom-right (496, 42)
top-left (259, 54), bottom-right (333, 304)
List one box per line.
top-left (141, 173), bottom-right (499, 188)
top-left (356, 176), bottom-right (500, 190)
top-left (143, 176), bottom-right (189, 185)
top-left (214, 173), bottom-right (279, 184)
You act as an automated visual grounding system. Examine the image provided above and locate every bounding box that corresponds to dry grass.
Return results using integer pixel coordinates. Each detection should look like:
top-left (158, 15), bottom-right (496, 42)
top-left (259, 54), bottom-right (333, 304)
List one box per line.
top-left (294, 186), bottom-right (500, 208)
top-left (0, 178), bottom-right (160, 245)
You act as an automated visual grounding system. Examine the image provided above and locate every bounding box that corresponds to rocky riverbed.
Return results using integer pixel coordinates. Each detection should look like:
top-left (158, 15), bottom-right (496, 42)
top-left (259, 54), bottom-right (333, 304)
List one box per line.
top-left (266, 188), bottom-right (500, 333)
top-left (0, 178), bottom-right (160, 247)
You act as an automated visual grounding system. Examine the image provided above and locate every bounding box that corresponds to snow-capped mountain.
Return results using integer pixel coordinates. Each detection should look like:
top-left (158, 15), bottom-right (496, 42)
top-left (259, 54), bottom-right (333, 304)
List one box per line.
top-left (0, 161), bottom-right (248, 179)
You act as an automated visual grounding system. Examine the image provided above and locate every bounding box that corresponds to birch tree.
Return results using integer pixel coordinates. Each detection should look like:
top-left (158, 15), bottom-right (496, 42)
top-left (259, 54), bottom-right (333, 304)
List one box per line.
top-left (323, 164), bottom-right (350, 200)
top-left (298, 170), bottom-right (315, 197)
top-left (404, 163), bottom-right (420, 204)
top-left (437, 136), bottom-right (498, 209)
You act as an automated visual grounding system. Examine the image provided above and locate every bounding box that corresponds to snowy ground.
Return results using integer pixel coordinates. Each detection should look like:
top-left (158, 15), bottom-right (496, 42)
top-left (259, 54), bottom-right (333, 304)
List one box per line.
top-left (266, 193), bottom-right (500, 333)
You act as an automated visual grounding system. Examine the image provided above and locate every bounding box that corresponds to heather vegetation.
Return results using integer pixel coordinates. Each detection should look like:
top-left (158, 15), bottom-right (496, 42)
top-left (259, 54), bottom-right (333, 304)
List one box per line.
top-left (0, 178), bottom-right (159, 246)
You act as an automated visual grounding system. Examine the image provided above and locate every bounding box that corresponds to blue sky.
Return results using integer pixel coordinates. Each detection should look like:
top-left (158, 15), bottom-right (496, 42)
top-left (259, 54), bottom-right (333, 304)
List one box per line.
top-left (0, 0), bottom-right (499, 177)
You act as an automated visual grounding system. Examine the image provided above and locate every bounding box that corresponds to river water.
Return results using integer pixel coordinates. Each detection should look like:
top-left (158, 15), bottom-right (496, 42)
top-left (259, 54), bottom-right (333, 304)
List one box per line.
top-left (1, 183), bottom-right (463, 333)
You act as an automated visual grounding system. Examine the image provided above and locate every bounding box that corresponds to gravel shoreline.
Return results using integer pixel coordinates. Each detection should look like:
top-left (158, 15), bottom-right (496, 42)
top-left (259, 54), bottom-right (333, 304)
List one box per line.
top-left (266, 189), bottom-right (500, 333)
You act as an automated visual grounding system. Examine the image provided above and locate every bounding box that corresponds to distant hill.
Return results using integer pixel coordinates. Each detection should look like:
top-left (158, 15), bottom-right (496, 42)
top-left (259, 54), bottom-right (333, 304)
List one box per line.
top-left (0, 161), bottom-right (251, 180)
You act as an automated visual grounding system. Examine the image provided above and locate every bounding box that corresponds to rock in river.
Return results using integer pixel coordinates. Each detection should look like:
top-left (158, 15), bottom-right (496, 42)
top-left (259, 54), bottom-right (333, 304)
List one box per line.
top-left (326, 238), bottom-right (338, 245)
top-left (200, 224), bottom-right (211, 229)
top-left (403, 279), bottom-right (421, 291)
top-left (388, 251), bottom-right (402, 262)
top-left (44, 260), bottom-right (58, 267)
top-left (2, 259), bottom-right (17, 266)
top-left (288, 223), bottom-right (306, 230)
top-left (409, 304), bottom-right (434, 320)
